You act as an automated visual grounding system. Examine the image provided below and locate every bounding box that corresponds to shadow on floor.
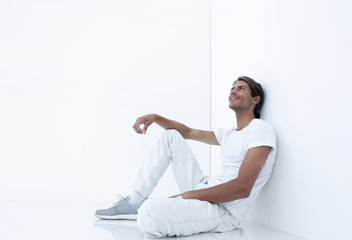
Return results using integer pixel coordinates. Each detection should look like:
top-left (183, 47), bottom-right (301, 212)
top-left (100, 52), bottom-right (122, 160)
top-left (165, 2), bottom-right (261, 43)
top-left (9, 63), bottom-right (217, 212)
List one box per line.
top-left (94, 219), bottom-right (247, 240)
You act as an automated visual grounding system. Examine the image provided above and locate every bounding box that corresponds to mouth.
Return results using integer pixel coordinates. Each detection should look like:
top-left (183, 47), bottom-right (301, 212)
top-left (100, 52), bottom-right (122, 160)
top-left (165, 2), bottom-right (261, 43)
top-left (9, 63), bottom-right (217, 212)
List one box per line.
top-left (229, 97), bottom-right (240, 102)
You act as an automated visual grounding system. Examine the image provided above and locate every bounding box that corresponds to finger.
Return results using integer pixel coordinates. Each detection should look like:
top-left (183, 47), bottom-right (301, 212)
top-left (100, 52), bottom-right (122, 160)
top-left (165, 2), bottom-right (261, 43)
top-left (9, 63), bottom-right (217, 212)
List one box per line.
top-left (142, 122), bottom-right (151, 134)
top-left (169, 194), bottom-right (179, 198)
top-left (132, 122), bottom-right (139, 133)
top-left (133, 119), bottom-right (144, 134)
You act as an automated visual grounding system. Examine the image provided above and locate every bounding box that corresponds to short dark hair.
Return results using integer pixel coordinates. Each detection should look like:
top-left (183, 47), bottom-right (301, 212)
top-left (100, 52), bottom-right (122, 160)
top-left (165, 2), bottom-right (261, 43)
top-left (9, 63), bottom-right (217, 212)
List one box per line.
top-left (233, 76), bottom-right (264, 119)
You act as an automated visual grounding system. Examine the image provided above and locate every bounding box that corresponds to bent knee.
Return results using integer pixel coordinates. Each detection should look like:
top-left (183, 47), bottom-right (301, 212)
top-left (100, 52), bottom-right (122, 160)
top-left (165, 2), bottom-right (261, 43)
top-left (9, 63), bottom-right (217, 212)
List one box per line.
top-left (163, 129), bottom-right (182, 137)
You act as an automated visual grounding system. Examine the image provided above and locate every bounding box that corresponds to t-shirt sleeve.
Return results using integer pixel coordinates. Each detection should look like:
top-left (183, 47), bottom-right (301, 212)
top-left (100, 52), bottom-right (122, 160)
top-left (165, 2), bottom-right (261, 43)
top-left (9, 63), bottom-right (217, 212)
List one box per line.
top-left (246, 122), bottom-right (277, 150)
top-left (214, 128), bottom-right (226, 145)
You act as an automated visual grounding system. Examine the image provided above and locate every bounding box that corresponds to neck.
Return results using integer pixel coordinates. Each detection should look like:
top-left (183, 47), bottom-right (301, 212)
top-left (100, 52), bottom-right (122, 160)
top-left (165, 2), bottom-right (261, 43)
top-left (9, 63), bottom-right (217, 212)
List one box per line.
top-left (235, 112), bottom-right (256, 131)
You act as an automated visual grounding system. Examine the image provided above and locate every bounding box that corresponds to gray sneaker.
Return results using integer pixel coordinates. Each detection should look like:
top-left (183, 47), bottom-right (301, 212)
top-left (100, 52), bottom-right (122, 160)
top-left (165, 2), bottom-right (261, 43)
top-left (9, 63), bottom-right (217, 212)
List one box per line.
top-left (95, 195), bottom-right (140, 220)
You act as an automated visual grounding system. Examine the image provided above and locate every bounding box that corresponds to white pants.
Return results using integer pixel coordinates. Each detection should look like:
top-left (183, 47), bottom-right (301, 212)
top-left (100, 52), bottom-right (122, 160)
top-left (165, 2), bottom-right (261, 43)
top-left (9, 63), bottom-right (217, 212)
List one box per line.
top-left (131, 130), bottom-right (240, 237)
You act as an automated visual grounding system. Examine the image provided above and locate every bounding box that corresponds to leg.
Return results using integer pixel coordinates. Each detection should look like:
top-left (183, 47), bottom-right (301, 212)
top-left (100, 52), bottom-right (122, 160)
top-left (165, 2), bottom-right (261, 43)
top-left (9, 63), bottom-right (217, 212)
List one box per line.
top-left (131, 129), bottom-right (206, 198)
top-left (95, 129), bottom-right (206, 220)
top-left (137, 197), bottom-right (239, 237)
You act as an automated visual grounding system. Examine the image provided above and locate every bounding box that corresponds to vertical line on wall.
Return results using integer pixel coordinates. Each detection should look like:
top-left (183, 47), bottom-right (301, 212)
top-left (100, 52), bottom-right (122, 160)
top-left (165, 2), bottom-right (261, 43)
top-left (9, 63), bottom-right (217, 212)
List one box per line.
top-left (209, 0), bottom-right (212, 177)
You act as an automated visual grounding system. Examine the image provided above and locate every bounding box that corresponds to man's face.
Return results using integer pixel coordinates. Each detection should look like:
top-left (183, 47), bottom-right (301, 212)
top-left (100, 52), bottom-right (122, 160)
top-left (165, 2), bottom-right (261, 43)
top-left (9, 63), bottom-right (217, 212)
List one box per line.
top-left (228, 81), bottom-right (257, 112)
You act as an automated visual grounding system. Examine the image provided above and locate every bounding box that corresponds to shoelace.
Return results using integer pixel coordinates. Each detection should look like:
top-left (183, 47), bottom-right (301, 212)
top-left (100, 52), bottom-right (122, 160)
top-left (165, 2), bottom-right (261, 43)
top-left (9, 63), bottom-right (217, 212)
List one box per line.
top-left (112, 195), bottom-right (126, 205)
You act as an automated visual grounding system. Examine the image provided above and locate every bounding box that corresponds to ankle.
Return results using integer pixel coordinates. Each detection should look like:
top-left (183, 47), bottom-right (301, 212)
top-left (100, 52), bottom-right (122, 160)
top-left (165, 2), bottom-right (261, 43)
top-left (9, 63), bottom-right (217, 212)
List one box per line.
top-left (129, 190), bottom-right (147, 206)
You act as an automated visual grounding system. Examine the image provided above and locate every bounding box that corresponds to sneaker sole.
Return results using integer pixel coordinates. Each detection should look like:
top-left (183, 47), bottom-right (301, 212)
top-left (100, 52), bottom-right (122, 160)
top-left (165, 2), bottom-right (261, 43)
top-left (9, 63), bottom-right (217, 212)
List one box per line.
top-left (95, 213), bottom-right (137, 220)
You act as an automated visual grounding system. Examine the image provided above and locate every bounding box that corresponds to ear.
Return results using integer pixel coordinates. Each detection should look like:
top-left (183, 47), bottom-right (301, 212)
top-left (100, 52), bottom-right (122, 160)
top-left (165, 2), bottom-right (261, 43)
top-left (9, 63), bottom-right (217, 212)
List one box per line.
top-left (252, 96), bottom-right (261, 105)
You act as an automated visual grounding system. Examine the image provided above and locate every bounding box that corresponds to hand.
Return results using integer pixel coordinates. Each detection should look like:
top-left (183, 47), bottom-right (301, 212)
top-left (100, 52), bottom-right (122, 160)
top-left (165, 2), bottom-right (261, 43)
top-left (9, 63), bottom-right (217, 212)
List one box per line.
top-left (169, 191), bottom-right (193, 199)
top-left (169, 194), bottom-right (182, 198)
top-left (132, 114), bottom-right (155, 134)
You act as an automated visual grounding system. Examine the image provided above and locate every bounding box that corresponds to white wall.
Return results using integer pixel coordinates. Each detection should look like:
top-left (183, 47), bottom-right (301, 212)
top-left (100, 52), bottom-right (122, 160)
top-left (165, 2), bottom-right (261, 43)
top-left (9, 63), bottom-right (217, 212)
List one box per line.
top-left (211, 0), bottom-right (352, 239)
top-left (3, 1), bottom-right (351, 238)
top-left (0, 0), bottom-right (211, 202)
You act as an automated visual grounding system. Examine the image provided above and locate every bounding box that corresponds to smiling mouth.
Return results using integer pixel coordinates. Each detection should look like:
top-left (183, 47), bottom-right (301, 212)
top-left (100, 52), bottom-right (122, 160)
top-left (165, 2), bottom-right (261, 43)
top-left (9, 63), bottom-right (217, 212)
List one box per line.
top-left (229, 97), bottom-right (240, 101)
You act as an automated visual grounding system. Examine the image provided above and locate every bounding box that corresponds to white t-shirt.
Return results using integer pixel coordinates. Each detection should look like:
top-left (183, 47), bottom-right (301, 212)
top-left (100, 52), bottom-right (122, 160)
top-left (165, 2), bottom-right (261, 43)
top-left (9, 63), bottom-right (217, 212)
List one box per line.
top-left (212, 119), bottom-right (277, 223)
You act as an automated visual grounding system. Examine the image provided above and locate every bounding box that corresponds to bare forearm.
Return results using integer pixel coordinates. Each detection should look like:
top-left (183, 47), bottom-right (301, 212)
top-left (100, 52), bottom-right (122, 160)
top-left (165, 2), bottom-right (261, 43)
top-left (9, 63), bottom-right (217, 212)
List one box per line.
top-left (153, 114), bottom-right (191, 139)
top-left (180, 180), bottom-right (249, 203)
top-left (180, 146), bottom-right (272, 203)
top-left (133, 113), bottom-right (217, 143)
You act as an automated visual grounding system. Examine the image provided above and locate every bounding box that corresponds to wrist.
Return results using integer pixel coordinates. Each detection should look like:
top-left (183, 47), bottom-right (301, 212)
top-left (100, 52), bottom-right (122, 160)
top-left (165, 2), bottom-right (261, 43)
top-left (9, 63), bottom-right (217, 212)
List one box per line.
top-left (153, 114), bottom-right (160, 122)
top-left (182, 191), bottom-right (194, 199)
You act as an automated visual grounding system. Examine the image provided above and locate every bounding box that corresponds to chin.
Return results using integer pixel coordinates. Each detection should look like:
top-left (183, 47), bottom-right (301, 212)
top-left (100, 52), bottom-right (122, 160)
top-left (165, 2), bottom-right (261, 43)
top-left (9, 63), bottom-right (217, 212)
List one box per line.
top-left (228, 105), bottom-right (236, 111)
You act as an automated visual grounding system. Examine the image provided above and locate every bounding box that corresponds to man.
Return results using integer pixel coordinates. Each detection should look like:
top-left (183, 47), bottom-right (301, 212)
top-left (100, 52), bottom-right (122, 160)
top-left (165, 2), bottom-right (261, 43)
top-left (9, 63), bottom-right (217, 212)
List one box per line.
top-left (95, 76), bottom-right (277, 237)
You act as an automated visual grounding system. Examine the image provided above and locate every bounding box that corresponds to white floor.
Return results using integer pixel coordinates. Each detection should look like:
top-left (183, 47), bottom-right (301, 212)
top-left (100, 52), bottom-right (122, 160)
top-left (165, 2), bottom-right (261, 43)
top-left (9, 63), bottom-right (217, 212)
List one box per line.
top-left (0, 200), bottom-right (302, 240)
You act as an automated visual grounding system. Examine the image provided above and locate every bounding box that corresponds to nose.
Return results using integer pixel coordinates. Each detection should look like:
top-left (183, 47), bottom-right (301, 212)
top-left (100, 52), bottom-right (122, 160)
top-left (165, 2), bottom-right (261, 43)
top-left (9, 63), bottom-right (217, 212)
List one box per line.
top-left (230, 89), bottom-right (237, 95)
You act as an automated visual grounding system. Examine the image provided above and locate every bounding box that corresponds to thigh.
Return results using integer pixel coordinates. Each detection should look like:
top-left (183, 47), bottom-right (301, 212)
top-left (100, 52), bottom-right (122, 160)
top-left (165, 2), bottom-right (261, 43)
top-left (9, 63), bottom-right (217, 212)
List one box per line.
top-left (137, 197), bottom-right (238, 237)
top-left (167, 130), bottom-right (206, 193)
